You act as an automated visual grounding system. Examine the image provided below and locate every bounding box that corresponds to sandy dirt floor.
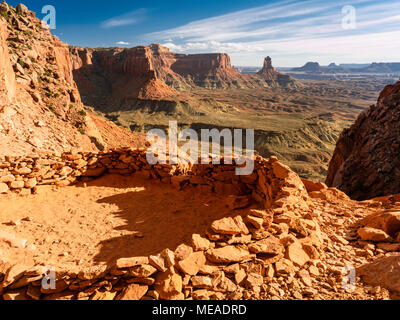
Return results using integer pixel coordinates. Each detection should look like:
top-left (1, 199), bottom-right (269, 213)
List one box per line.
top-left (0, 174), bottom-right (255, 272)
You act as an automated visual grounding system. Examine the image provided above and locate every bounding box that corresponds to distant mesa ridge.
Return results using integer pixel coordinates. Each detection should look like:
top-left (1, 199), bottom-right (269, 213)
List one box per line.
top-left (290, 61), bottom-right (400, 74)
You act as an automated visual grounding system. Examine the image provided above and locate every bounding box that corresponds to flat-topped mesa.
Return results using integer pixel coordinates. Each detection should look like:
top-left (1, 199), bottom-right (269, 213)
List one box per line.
top-left (292, 62), bottom-right (322, 73)
top-left (172, 53), bottom-right (238, 76)
top-left (70, 43), bottom-right (251, 88)
top-left (146, 44), bottom-right (242, 86)
top-left (326, 81), bottom-right (400, 200)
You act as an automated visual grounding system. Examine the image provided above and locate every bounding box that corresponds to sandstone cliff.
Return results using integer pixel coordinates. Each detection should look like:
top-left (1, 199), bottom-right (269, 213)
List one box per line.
top-left (326, 81), bottom-right (400, 200)
top-left (69, 43), bottom-right (258, 107)
top-left (0, 8), bottom-right (15, 106)
top-left (69, 44), bottom-right (300, 112)
top-left (70, 45), bottom-right (181, 111)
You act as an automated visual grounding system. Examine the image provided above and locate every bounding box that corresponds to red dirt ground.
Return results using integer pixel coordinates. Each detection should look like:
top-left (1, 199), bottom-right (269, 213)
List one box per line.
top-left (0, 174), bottom-right (257, 272)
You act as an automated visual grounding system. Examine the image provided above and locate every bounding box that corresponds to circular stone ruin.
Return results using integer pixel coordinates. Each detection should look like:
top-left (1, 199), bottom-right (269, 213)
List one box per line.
top-left (0, 148), bottom-right (318, 300)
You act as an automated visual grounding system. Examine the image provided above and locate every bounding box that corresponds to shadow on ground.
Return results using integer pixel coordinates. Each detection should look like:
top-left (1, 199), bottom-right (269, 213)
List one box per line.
top-left (87, 175), bottom-right (256, 265)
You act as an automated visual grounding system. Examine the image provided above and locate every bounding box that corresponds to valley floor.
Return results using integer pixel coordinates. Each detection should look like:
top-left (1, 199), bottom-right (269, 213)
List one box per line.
top-left (107, 78), bottom-right (390, 182)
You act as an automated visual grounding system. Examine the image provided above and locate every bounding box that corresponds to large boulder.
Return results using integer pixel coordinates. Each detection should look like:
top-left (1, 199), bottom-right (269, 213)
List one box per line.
top-left (360, 210), bottom-right (400, 237)
top-left (357, 254), bottom-right (400, 294)
top-left (16, 3), bottom-right (29, 14)
top-left (358, 227), bottom-right (391, 242)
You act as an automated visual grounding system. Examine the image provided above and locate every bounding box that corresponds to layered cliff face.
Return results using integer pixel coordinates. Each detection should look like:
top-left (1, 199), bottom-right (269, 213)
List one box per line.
top-left (170, 52), bottom-right (249, 89)
top-left (0, 10), bottom-right (15, 106)
top-left (70, 45), bottom-right (182, 111)
top-left (326, 81), bottom-right (400, 200)
top-left (70, 43), bottom-right (261, 106)
top-left (70, 44), bottom-right (300, 111)
top-left (0, 2), bottom-right (144, 155)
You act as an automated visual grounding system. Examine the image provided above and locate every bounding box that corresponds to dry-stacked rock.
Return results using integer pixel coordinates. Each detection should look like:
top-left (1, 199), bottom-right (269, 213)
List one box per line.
top-left (0, 149), bottom-right (326, 300)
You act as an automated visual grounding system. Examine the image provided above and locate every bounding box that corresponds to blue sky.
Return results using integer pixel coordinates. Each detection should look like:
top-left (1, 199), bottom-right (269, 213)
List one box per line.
top-left (8, 0), bottom-right (400, 66)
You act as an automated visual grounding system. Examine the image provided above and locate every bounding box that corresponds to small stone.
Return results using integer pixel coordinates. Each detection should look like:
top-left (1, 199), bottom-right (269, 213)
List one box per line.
top-left (192, 234), bottom-right (210, 251)
top-left (155, 268), bottom-right (183, 300)
top-left (330, 234), bottom-right (349, 245)
top-left (191, 276), bottom-right (213, 289)
top-left (115, 256), bottom-right (149, 269)
top-left (297, 269), bottom-right (312, 287)
top-left (246, 273), bottom-right (264, 289)
top-left (246, 215), bottom-right (264, 229)
top-left (232, 269), bottom-right (245, 285)
top-left (3, 264), bottom-right (26, 287)
top-left (275, 259), bottom-right (295, 275)
top-left (0, 182), bottom-right (8, 194)
top-left (292, 291), bottom-right (303, 300)
top-left (26, 285), bottom-right (42, 300)
top-left (248, 236), bottom-right (284, 255)
top-left (0, 175), bottom-right (15, 183)
top-left (377, 243), bottom-right (400, 252)
top-left (211, 216), bottom-right (249, 235)
top-left (149, 254), bottom-right (167, 272)
top-left (161, 249), bottom-right (175, 267)
top-left (10, 181), bottom-right (25, 189)
top-left (16, 3), bottom-right (29, 14)
top-left (34, 120), bottom-right (45, 127)
top-left (116, 284), bottom-right (148, 300)
top-left (207, 246), bottom-right (251, 264)
top-left (129, 264), bottom-right (157, 278)
top-left (14, 167), bottom-right (32, 175)
top-left (174, 244), bottom-right (193, 261)
top-left (308, 265), bottom-right (320, 277)
top-left (286, 242), bottom-right (310, 267)
top-left (177, 251), bottom-right (206, 276)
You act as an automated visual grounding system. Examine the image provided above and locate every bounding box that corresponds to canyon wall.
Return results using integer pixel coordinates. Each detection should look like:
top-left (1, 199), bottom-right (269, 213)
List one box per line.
top-left (0, 15), bottom-right (16, 106)
top-left (0, 3), bottom-right (91, 154)
top-left (69, 44), bottom-right (299, 112)
top-left (0, 2), bottom-right (145, 156)
top-left (326, 81), bottom-right (400, 200)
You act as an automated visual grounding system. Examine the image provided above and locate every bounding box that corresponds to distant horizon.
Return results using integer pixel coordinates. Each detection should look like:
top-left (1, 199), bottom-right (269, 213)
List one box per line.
top-left (69, 43), bottom-right (400, 69)
top-left (6, 0), bottom-right (400, 67)
top-left (69, 42), bottom-right (400, 68)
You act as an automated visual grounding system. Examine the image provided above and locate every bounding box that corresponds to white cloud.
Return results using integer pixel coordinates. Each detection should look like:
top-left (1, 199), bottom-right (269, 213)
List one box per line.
top-left (162, 42), bottom-right (184, 51)
top-left (116, 41), bottom-right (130, 46)
top-left (101, 9), bottom-right (146, 29)
top-left (148, 0), bottom-right (400, 66)
top-left (149, 0), bottom-right (375, 42)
